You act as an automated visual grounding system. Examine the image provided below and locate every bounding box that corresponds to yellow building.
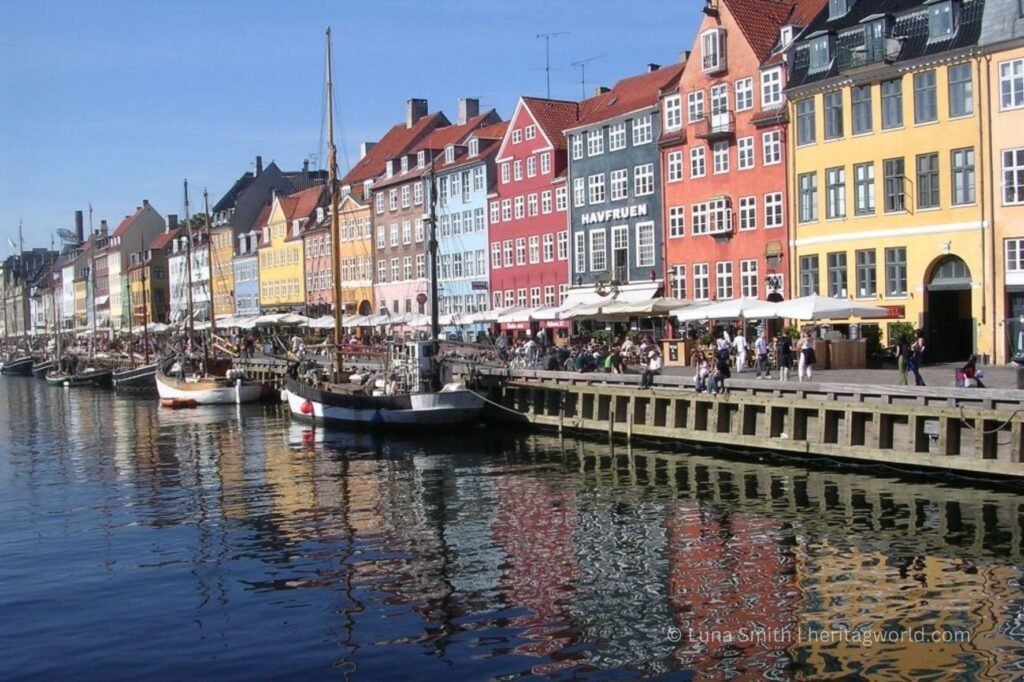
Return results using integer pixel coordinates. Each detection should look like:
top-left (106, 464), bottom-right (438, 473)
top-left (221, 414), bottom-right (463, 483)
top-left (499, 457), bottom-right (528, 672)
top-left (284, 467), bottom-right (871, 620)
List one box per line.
top-left (74, 277), bottom-right (88, 329)
top-left (209, 226), bottom-right (235, 322)
top-left (787, 1), bottom-right (992, 363)
top-left (336, 191), bottom-right (375, 317)
top-left (258, 186), bottom-right (322, 311)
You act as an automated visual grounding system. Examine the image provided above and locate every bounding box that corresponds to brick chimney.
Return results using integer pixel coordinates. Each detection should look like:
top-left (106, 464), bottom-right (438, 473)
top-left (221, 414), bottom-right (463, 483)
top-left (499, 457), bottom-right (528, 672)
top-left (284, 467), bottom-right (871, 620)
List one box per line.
top-left (458, 98), bottom-right (479, 125)
top-left (142, 199), bottom-right (150, 209)
top-left (359, 142), bottom-right (376, 159)
top-left (255, 155), bottom-right (263, 177)
top-left (406, 98), bottom-right (428, 128)
top-left (99, 220), bottom-right (108, 236)
top-left (167, 214), bottom-right (178, 234)
top-left (75, 210), bottom-right (84, 243)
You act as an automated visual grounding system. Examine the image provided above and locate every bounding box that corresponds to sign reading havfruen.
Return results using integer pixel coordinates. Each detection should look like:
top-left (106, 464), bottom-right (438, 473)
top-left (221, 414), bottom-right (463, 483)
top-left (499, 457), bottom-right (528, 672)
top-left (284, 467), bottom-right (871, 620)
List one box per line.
top-left (580, 204), bottom-right (648, 226)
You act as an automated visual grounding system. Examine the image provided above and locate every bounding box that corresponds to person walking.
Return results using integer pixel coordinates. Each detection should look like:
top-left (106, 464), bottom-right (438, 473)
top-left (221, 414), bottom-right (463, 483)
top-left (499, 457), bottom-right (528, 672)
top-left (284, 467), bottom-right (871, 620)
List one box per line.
top-left (896, 335), bottom-right (911, 385)
top-left (640, 348), bottom-right (662, 389)
top-left (733, 332), bottom-right (748, 373)
top-left (754, 332), bottom-right (770, 379)
top-left (798, 332), bottom-right (817, 382)
top-left (910, 331), bottom-right (926, 386)
top-left (777, 332), bottom-right (793, 382)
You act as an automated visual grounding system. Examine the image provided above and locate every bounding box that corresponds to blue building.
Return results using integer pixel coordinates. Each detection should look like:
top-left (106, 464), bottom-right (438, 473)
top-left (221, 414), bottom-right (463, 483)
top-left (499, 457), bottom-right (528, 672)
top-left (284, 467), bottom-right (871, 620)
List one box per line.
top-left (233, 223), bottom-right (262, 318)
top-left (563, 63), bottom-right (684, 307)
top-left (434, 121), bottom-right (507, 341)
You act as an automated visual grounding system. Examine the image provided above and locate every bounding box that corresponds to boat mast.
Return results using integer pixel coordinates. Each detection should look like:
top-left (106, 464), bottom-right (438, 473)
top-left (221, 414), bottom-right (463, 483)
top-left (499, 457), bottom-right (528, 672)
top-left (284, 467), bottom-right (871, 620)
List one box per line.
top-left (203, 189), bottom-right (217, 340)
top-left (428, 165), bottom-right (441, 391)
top-left (19, 221), bottom-right (29, 353)
top-left (183, 180), bottom-right (196, 348)
top-left (90, 232), bottom-right (98, 357)
top-left (140, 233), bottom-right (150, 365)
top-left (326, 26), bottom-right (345, 382)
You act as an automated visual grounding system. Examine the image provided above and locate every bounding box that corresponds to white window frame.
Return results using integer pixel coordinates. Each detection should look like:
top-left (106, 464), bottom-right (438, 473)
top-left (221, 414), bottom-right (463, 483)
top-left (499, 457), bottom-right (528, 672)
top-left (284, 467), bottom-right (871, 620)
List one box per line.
top-left (668, 205), bottom-right (685, 238)
top-left (515, 238), bottom-right (526, 266)
top-left (688, 90), bottom-right (705, 123)
top-left (540, 153), bottom-right (551, 174)
top-left (761, 68), bottom-right (783, 107)
top-left (632, 115), bottom-right (653, 145)
top-left (636, 221), bottom-right (655, 268)
top-left (574, 231), bottom-right (587, 274)
top-left (762, 130), bottom-right (782, 166)
top-left (764, 192), bottom-right (784, 229)
top-left (701, 28), bottom-right (724, 73)
top-left (693, 262), bottom-right (710, 301)
top-left (735, 78), bottom-right (754, 111)
top-left (558, 231), bottom-right (568, 261)
top-left (1003, 147), bottom-right (1024, 205)
top-left (587, 129), bottom-right (604, 156)
top-left (713, 141), bottom-right (730, 174)
top-left (610, 168), bottom-right (629, 200)
top-left (573, 178), bottom-right (586, 207)
top-left (634, 163), bottom-right (655, 196)
top-left (1001, 58), bottom-right (1024, 110)
top-left (667, 151), bottom-right (683, 182)
top-left (738, 136), bottom-right (754, 170)
top-left (541, 190), bottom-right (553, 214)
top-left (690, 146), bottom-right (706, 178)
top-left (716, 261), bottom-right (734, 300)
top-left (589, 229), bottom-right (607, 273)
top-left (664, 94), bottom-right (683, 131)
top-left (740, 259), bottom-right (759, 298)
top-left (588, 173), bottom-right (606, 204)
top-left (739, 195), bottom-right (757, 231)
top-left (608, 122), bottom-right (627, 151)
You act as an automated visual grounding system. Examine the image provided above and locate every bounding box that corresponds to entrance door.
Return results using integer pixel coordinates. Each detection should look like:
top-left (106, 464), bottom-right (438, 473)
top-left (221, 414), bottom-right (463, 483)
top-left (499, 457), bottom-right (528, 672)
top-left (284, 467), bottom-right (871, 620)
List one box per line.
top-left (924, 255), bottom-right (973, 363)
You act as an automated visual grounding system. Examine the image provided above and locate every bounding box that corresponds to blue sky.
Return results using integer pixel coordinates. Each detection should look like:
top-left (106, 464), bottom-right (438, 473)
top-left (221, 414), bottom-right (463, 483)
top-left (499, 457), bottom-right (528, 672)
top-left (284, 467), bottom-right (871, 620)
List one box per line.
top-left (0, 0), bottom-right (700, 250)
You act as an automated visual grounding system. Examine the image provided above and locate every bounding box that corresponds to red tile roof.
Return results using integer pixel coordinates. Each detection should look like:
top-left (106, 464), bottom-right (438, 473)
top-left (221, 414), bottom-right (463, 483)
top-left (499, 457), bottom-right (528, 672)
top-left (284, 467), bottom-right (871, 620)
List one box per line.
top-left (474, 121), bottom-right (509, 139)
top-left (150, 228), bottom-right (180, 251)
top-left (340, 111), bottom-right (448, 189)
top-left (280, 186), bottom-right (324, 222)
top-left (573, 63), bottom-right (687, 128)
top-left (521, 97), bottom-right (584, 150)
top-left (111, 206), bottom-right (144, 238)
top-left (726, 0), bottom-right (827, 64)
top-left (250, 204), bottom-right (272, 234)
top-left (416, 110), bottom-right (500, 152)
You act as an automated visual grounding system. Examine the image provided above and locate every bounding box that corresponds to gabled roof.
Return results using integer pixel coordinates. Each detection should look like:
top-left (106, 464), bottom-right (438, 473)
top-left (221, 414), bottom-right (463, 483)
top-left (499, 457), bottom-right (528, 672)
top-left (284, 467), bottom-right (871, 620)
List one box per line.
top-left (432, 136), bottom-right (503, 174)
top-left (340, 111), bottom-right (449, 190)
top-left (111, 206), bottom-right (146, 238)
top-left (474, 121), bottom-right (510, 140)
top-left (726, 0), bottom-right (828, 64)
top-left (150, 228), bottom-right (181, 251)
top-left (251, 204), bottom-right (273, 233)
top-left (280, 186), bottom-right (324, 223)
top-left (520, 97), bottom-right (584, 150)
top-left (572, 62), bottom-right (687, 128)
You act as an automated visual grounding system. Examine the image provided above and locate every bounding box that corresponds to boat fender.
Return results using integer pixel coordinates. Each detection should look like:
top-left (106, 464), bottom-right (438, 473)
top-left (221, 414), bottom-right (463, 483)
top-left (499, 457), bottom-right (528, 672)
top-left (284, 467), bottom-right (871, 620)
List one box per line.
top-left (371, 410), bottom-right (384, 425)
top-left (301, 400), bottom-right (314, 415)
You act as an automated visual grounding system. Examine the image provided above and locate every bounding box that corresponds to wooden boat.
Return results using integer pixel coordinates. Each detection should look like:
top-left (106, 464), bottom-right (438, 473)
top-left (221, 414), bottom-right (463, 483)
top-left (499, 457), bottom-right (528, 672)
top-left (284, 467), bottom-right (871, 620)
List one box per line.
top-left (45, 366), bottom-right (114, 388)
top-left (112, 362), bottom-right (158, 391)
top-left (1, 355), bottom-right (34, 375)
top-left (32, 360), bottom-right (56, 378)
top-left (156, 369), bottom-right (263, 404)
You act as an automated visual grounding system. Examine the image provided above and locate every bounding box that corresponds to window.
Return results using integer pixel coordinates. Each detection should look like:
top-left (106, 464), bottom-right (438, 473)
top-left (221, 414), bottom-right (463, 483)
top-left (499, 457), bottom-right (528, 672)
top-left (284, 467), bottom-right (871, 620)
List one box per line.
top-left (527, 156), bottom-right (536, 177)
top-left (503, 240), bottom-right (513, 267)
top-left (611, 225), bottom-right (628, 276)
top-left (713, 142), bottom-right (729, 174)
top-left (558, 231), bottom-right (568, 260)
top-left (587, 129), bottom-right (604, 156)
top-left (809, 36), bottom-right (830, 73)
top-left (590, 229), bottom-right (607, 272)
top-left (609, 122), bottom-right (626, 151)
top-left (501, 199), bottom-right (512, 221)
top-left (800, 255), bottom-right (819, 296)
top-left (514, 196), bottom-right (524, 219)
top-left (690, 147), bottom-right (706, 178)
top-left (854, 162), bottom-right (876, 215)
top-left (636, 222), bottom-right (655, 267)
top-left (851, 85), bottom-right (872, 135)
top-left (1000, 59), bottom-right (1024, 109)
top-left (588, 174), bottom-right (606, 204)
top-left (688, 90), bottom-right (705, 123)
top-left (515, 238), bottom-right (526, 265)
top-left (882, 79), bottom-right (903, 129)
top-left (797, 98), bottom-right (816, 145)
top-left (572, 134), bottom-right (584, 160)
top-left (762, 131), bottom-right (781, 165)
top-left (929, 1), bottom-right (953, 41)
top-left (1007, 239), bottom-right (1024, 272)
top-left (668, 206), bottom-right (685, 237)
top-left (377, 260), bottom-right (386, 283)
top-left (738, 137), bottom-right (754, 170)
top-left (376, 226), bottom-right (385, 249)
top-left (556, 187), bottom-right (567, 211)
top-left (529, 236), bottom-right (540, 264)
top-left (512, 129), bottom-right (522, 144)
top-left (827, 252), bottom-right (847, 297)
top-left (402, 220), bottom-right (411, 244)
top-left (885, 247), bottom-right (907, 296)
top-left (1004, 148), bottom-right (1024, 204)
top-left (692, 198), bottom-right (732, 235)
top-left (735, 78), bottom-right (753, 111)
top-left (948, 63), bottom-right (973, 117)
top-left (914, 70), bottom-right (937, 124)
top-left (573, 178), bottom-right (586, 207)
top-left (916, 153), bottom-right (940, 209)
top-left (855, 249), bottom-right (876, 297)
top-left (761, 68), bottom-right (782, 107)
top-left (514, 160), bottom-right (523, 181)
top-left (739, 196), bottom-right (757, 230)
top-left (414, 182), bottom-right (423, 205)
top-left (575, 232), bottom-right (586, 274)
top-left (540, 153), bottom-right (551, 174)
top-left (826, 167), bottom-right (846, 219)
top-left (390, 258), bottom-right (399, 282)
top-left (693, 263), bottom-right (709, 300)
top-left (634, 163), bottom-right (655, 195)
top-left (491, 242), bottom-right (501, 268)
top-left (403, 256), bottom-right (413, 281)
top-left (528, 193), bottom-right (539, 216)
top-left (716, 261), bottom-right (734, 299)
top-left (667, 151), bottom-right (684, 181)
top-left (884, 158), bottom-right (906, 212)
top-left (664, 94), bottom-right (682, 130)
top-left (669, 264), bottom-right (687, 300)
top-left (541, 190), bottom-right (553, 213)
top-left (633, 115), bottom-right (653, 144)
top-left (740, 259), bottom-right (758, 298)
top-left (824, 91), bottom-right (844, 139)
top-left (400, 185), bottom-right (410, 208)
top-left (711, 83), bottom-right (729, 118)
top-left (525, 124), bottom-right (536, 140)
top-left (543, 233), bottom-right (554, 262)
top-left (701, 29), bottom-right (724, 72)
top-left (765, 192), bottom-right (784, 228)
top-left (829, 0), bottom-right (848, 19)
top-left (517, 289), bottom-right (527, 306)
top-left (799, 172), bottom-right (818, 222)
top-left (544, 286), bottom-right (555, 306)
top-left (501, 162), bottom-right (510, 184)
top-left (390, 223), bottom-right (399, 247)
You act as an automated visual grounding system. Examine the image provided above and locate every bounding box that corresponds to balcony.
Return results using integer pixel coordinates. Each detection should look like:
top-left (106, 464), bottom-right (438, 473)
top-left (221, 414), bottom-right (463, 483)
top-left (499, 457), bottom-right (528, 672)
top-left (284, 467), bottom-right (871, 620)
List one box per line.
top-left (837, 39), bottom-right (901, 75)
top-left (694, 111), bottom-right (735, 141)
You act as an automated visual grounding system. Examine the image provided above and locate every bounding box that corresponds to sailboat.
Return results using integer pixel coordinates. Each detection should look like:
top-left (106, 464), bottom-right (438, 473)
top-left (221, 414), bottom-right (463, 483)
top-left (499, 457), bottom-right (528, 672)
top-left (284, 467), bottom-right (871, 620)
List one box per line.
top-left (1, 224), bottom-right (36, 376)
top-left (113, 234), bottom-right (158, 392)
top-left (155, 180), bottom-right (262, 405)
top-left (282, 28), bottom-right (484, 429)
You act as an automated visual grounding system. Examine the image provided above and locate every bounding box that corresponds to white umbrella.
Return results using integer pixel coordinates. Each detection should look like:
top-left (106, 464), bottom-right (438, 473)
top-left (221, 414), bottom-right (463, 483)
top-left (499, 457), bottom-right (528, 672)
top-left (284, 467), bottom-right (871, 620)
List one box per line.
top-left (560, 301), bottom-right (607, 319)
top-left (278, 313), bottom-right (311, 326)
top-left (770, 294), bottom-right (889, 320)
top-left (471, 306), bottom-right (523, 324)
top-left (672, 297), bottom-right (768, 321)
top-left (601, 297), bottom-right (690, 316)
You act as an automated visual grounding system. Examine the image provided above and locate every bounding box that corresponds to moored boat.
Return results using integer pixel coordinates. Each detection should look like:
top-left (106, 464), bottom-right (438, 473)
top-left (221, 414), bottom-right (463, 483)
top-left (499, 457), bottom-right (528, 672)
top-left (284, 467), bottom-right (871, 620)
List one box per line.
top-left (113, 362), bottom-right (158, 392)
top-left (155, 369), bottom-right (263, 404)
top-left (45, 366), bottom-right (114, 388)
top-left (1, 355), bottom-right (34, 375)
top-left (31, 360), bottom-right (56, 378)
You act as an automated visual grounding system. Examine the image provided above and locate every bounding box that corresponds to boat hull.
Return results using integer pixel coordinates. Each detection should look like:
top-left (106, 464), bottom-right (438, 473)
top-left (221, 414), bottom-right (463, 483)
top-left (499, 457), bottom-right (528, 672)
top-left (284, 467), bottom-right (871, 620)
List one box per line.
top-left (45, 368), bottom-right (114, 388)
top-left (32, 360), bottom-right (55, 378)
top-left (156, 372), bottom-right (262, 404)
top-left (283, 377), bottom-right (484, 428)
top-left (1, 356), bottom-right (34, 375)
top-left (113, 363), bottom-right (157, 391)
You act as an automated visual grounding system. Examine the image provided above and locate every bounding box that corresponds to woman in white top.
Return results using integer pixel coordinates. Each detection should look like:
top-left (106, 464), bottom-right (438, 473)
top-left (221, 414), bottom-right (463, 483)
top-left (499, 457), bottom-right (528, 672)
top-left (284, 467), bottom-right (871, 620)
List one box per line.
top-left (798, 332), bottom-right (816, 382)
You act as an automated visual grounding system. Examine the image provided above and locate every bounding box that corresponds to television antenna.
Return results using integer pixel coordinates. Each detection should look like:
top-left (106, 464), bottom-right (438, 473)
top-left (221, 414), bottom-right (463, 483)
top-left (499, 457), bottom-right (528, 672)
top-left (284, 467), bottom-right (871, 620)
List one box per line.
top-left (57, 228), bottom-right (81, 245)
top-left (536, 32), bottom-right (569, 98)
top-left (571, 55), bottom-right (606, 99)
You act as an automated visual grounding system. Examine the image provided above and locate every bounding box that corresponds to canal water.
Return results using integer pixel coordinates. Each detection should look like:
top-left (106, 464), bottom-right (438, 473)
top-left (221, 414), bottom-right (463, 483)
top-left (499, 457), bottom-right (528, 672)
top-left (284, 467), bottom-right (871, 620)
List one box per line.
top-left (1, 378), bottom-right (1022, 680)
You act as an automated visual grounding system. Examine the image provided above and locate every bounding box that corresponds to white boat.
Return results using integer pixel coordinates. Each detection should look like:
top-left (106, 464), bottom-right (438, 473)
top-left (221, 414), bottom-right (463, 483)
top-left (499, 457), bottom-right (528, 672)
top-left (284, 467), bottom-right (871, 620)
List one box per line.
top-left (156, 369), bottom-right (263, 404)
top-left (282, 28), bottom-right (484, 430)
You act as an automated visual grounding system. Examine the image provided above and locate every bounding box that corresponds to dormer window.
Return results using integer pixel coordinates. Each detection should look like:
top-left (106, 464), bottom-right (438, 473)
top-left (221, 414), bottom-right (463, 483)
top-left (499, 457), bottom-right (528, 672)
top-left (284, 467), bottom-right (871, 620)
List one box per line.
top-left (386, 160), bottom-right (394, 178)
top-left (316, 207), bottom-right (325, 223)
top-left (468, 138), bottom-right (479, 157)
top-left (445, 144), bottom-right (455, 163)
top-left (292, 219), bottom-right (301, 237)
top-left (701, 28), bottom-right (726, 73)
top-left (828, 0), bottom-right (850, 20)
top-left (363, 179), bottom-right (373, 197)
top-left (417, 150), bottom-right (426, 168)
top-left (929, 1), bottom-right (954, 41)
top-left (780, 26), bottom-right (793, 48)
top-left (400, 156), bottom-right (409, 173)
top-left (809, 35), bottom-right (831, 73)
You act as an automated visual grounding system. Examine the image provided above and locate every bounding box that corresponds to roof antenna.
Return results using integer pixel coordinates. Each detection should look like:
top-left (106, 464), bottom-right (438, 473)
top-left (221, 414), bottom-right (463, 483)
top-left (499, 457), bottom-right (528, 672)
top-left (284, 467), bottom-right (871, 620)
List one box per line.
top-left (536, 32), bottom-right (569, 98)
top-left (571, 55), bottom-right (606, 100)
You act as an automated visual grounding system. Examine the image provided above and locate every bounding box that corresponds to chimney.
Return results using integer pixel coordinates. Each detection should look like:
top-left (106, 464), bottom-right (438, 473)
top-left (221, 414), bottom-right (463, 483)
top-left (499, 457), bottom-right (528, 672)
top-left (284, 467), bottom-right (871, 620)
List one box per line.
top-left (594, 86), bottom-right (611, 96)
top-left (303, 159), bottom-right (310, 175)
top-left (406, 98), bottom-right (428, 128)
top-left (647, 63), bottom-right (661, 73)
top-left (681, 50), bottom-right (691, 63)
top-left (75, 210), bottom-right (84, 243)
top-left (142, 199), bottom-right (150, 209)
top-left (458, 98), bottom-right (480, 125)
top-left (99, 220), bottom-right (108, 236)
top-left (255, 155), bottom-right (263, 177)
top-left (359, 141), bottom-right (376, 159)
top-left (167, 214), bottom-right (178, 234)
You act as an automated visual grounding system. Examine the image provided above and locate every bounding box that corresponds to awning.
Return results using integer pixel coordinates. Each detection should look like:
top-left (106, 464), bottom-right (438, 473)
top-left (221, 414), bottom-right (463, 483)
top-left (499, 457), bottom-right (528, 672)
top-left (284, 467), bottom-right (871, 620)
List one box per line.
top-left (94, 295), bottom-right (110, 306)
top-left (498, 305), bottom-right (562, 324)
top-left (559, 282), bottom-right (661, 318)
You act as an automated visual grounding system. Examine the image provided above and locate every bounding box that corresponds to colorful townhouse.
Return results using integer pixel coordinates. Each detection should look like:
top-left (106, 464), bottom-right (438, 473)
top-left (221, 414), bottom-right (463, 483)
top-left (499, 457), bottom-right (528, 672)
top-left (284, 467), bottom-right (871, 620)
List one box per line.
top-left (128, 217), bottom-right (179, 325)
top-left (168, 222), bottom-right (211, 326)
top-left (258, 186), bottom-right (323, 313)
top-left (99, 199), bottom-right (165, 330)
top-left (433, 121), bottom-right (508, 339)
top-left (338, 104), bottom-right (448, 320)
top-left (371, 100), bottom-right (499, 318)
top-left (489, 97), bottom-right (576, 331)
top-left (302, 206), bottom-right (334, 318)
top-left (983, 0), bottom-right (1024, 362)
top-left (233, 204), bottom-right (268, 318)
top-left (565, 62), bottom-right (686, 309)
top-left (59, 212), bottom-right (87, 331)
top-left (787, 0), bottom-right (990, 363)
top-left (91, 220), bottom-right (111, 329)
top-left (662, 0), bottom-right (823, 315)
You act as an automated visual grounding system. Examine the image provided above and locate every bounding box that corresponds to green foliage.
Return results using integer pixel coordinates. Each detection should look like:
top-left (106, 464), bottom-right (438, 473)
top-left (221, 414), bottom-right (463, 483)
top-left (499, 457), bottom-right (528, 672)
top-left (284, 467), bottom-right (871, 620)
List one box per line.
top-left (861, 324), bottom-right (884, 359)
top-left (887, 321), bottom-right (915, 347)
top-left (592, 329), bottom-right (613, 344)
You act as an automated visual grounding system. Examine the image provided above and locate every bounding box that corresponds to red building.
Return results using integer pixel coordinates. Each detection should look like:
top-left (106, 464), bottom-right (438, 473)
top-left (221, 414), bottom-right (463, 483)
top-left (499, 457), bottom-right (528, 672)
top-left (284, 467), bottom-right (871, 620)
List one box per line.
top-left (489, 97), bottom-right (579, 334)
top-left (662, 0), bottom-right (824, 313)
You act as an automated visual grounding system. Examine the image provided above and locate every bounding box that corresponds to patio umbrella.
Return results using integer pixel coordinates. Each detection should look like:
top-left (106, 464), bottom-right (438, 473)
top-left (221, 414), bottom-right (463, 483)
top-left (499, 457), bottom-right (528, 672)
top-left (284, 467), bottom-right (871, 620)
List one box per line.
top-left (672, 297), bottom-right (768, 321)
top-left (771, 294), bottom-right (889, 320)
top-left (277, 313), bottom-right (311, 326)
top-left (600, 297), bottom-right (690, 316)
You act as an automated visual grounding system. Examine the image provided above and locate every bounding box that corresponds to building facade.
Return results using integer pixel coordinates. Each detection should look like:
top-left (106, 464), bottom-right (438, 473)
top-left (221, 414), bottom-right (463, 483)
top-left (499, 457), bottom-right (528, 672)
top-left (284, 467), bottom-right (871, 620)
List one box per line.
top-left (303, 207), bottom-right (333, 318)
top-left (258, 186), bottom-right (323, 312)
top-left (788, 0), bottom-right (990, 362)
top-left (104, 200), bottom-right (165, 329)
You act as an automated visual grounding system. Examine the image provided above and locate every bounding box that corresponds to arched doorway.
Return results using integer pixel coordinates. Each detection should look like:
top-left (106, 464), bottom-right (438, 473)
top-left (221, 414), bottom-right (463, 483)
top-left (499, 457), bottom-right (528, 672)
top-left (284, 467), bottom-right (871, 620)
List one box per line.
top-left (924, 255), bottom-right (973, 363)
top-left (357, 300), bottom-right (373, 316)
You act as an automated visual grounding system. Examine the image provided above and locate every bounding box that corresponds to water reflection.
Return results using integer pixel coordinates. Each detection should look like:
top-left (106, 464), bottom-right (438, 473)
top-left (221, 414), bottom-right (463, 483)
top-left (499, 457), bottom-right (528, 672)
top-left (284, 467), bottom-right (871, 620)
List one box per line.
top-left (0, 377), bottom-right (1021, 680)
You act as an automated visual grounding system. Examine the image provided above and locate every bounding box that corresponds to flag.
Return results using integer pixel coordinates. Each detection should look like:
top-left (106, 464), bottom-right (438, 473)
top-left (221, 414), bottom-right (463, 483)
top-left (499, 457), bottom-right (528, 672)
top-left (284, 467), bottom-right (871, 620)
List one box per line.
top-left (6, 238), bottom-right (16, 250)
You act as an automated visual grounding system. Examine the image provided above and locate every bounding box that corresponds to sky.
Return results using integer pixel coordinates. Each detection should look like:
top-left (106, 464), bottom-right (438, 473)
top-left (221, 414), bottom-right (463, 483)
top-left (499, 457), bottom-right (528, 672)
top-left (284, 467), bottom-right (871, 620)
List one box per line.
top-left (0, 0), bottom-right (702, 251)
